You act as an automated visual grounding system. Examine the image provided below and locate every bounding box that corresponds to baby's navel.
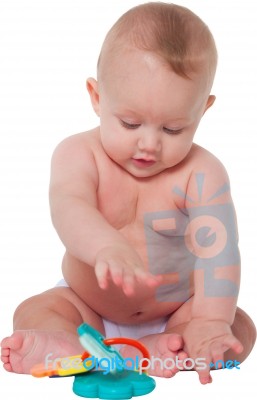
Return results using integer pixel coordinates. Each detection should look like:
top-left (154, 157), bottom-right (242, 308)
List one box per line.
top-left (132, 311), bottom-right (143, 317)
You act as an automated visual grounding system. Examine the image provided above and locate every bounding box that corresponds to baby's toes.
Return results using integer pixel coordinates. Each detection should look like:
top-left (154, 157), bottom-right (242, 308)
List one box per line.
top-left (157, 333), bottom-right (183, 354)
top-left (177, 349), bottom-right (188, 362)
top-left (1, 333), bottom-right (23, 352)
top-left (149, 352), bottom-right (176, 378)
top-left (167, 333), bottom-right (184, 352)
top-left (1, 348), bottom-right (10, 364)
top-left (153, 360), bottom-right (167, 377)
top-left (161, 351), bottom-right (179, 377)
top-left (1, 347), bottom-right (10, 358)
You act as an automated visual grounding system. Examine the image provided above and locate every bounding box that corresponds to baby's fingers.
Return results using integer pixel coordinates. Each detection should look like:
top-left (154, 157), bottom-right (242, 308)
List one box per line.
top-left (199, 371), bottom-right (212, 385)
top-left (122, 270), bottom-right (136, 296)
top-left (210, 334), bottom-right (243, 358)
top-left (95, 261), bottom-right (109, 289)
top-left (197, 355), bottom-right (212, 385)
top-left (120, 269), bottom-right (162, 296)
top-left (222, 335), bottom-right (243, 355)
top-left (210, 343), bottom-right (225, 368)
top-left (108, 263), bottom-right (123, 286)
top-left (134, 269), bottom-right (163, 287)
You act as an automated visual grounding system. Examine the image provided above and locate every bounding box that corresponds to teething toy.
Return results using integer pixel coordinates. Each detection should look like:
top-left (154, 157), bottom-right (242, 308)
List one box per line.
top-left (31, 323), bottom-right (156, 399)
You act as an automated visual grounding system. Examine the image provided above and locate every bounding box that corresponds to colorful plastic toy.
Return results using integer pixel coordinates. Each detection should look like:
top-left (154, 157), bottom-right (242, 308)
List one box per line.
top-left (31, 323), bottom-right (156, 399)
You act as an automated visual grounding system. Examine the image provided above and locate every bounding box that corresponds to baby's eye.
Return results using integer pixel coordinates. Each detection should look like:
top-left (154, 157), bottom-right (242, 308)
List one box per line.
top-left (163, 127), bottom-right (183, 135)
top-left (120, 120), bottom-right (141, 130)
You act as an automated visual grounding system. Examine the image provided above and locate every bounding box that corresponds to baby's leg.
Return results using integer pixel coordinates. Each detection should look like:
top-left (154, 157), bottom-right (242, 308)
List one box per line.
top-left (1, 287), bottom-right (104, 374)
top-left (121, 302), bottom-right (256, 378)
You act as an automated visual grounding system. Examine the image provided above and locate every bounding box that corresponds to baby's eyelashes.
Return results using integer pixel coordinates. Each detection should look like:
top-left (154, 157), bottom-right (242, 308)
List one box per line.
top-left (163, 127), bottom-right (183, 135)
top-left (120, 120), bottom-right (141, 130)
top-left (120, 119), bottom-right (183, 135)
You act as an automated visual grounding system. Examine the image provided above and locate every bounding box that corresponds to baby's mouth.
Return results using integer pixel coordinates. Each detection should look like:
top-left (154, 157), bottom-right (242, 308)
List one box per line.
top-left (132, 158), bottom-right (156, 168)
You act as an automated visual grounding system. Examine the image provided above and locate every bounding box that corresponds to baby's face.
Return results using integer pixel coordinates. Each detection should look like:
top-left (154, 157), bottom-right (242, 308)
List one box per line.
top-left (91, 50), bottom-right (214, 178)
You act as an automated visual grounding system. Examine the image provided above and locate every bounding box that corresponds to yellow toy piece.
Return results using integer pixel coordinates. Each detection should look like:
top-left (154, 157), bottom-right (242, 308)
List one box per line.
top-left (30, 353), bottom-right (93, 378)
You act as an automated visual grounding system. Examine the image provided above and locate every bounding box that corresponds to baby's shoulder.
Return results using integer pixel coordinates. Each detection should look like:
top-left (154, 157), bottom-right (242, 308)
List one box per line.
top-left (50, 128), bottom-right (104, 184)
top-left (51, 128), bottom-right (104, 167)
top-left (188, 144), bottom-right (229, 178)
top-left (53, 128), bottom-right (100, 152)
top-left (183, 144), bottom-right (231, 205)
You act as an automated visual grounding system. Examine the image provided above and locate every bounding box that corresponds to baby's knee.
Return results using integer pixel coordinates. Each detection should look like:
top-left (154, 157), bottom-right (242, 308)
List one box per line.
top-left (233, 308), bottom-right (256, 360)
top-left (13, 290), bottom-right (62, 326)
top-left (13, 294), bottom-right (49, 321)
top-left (236, 308), bottom-right (256, 341)
top-left (13, 294), bottom-right (42, 328)
top-left (244, 311), bottom-right (256, 349)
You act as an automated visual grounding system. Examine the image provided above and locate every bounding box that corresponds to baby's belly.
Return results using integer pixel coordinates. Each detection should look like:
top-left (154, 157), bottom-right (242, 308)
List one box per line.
top-left (62, 252), bottom-right (193, 325)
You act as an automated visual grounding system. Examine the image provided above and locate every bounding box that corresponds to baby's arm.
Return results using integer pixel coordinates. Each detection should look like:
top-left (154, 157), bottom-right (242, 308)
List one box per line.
top-left (183, 154), bottom-right (243, 383)
top-left (49, 135), bottom-right (161, 295)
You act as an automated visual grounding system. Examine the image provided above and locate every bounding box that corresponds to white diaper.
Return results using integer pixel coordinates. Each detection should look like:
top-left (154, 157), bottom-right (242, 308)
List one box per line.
top-left (103, 317), bottom-right (168, 340)
top-left (55, 278), bottom-right (168, 339)
top-left (55, 278), bottom-right (69, 288)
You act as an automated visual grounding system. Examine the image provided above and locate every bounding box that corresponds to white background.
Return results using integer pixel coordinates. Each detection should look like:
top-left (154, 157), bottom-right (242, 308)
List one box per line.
top-left (0, 0), bottom-right (256, 399)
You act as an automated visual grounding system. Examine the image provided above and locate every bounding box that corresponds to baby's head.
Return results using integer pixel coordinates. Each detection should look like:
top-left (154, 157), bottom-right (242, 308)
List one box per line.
top-left (97, 2), bottom-right (217, 91)
top-left (87, 3), bottom-right (218, 178)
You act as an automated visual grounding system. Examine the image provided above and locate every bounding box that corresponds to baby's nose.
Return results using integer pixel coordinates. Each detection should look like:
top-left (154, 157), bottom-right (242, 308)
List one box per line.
top-left (137, 130), bottom-right (161, 153)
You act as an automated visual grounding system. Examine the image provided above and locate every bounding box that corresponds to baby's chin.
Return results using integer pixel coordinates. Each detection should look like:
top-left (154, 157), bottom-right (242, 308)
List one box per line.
top-left (127, 157), bottom-right (186, 178)
top-left (124, 162), bottom-right (169, 179)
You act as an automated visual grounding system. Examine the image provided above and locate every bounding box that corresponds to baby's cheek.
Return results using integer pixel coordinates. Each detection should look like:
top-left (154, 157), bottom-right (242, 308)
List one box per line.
top-left (174, 142), bottom-right (193, 164)
top-left (163, 145), bottom-right (188, 167)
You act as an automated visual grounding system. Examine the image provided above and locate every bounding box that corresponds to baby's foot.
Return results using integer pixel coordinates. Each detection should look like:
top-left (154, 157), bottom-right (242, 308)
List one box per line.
top-left (1, 330), bottom-right (83, 374)
top-left (121, 332), bottom-right (187, 378)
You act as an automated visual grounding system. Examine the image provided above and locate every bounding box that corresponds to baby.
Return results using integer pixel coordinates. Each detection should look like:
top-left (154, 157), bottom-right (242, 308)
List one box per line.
top-left (1, 2), bottom-right (256, 384)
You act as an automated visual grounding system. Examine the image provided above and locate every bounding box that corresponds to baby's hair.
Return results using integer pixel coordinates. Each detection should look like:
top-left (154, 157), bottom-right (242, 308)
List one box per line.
top-left (98, 2), bottom-right (217, 86)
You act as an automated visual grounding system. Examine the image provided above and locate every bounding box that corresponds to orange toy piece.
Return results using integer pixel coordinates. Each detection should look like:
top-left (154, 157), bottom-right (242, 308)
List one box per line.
top-left (31, 352), bottom-right (91, 378)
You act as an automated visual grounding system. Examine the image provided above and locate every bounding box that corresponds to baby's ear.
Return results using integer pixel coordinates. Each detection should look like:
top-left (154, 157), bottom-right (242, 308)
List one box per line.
top-left (203, 95), bottom-right (216, 115)
top-left (86, 78), bottom-right (100, 116)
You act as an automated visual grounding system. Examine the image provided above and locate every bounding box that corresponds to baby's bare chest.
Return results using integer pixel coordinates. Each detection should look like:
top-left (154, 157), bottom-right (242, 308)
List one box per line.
top-left (96, 166), bottom-right (190, 247)
top-left (97, 169), bottom-right (176, 227)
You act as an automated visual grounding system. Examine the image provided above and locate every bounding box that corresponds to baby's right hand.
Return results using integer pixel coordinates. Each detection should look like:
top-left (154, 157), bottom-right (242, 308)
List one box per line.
top-left (94, 245), bottom-right (162, 296)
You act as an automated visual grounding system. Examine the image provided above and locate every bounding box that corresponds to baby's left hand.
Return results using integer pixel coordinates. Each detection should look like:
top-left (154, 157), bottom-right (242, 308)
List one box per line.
top-left (183, 318), bottom-right (243, 384)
